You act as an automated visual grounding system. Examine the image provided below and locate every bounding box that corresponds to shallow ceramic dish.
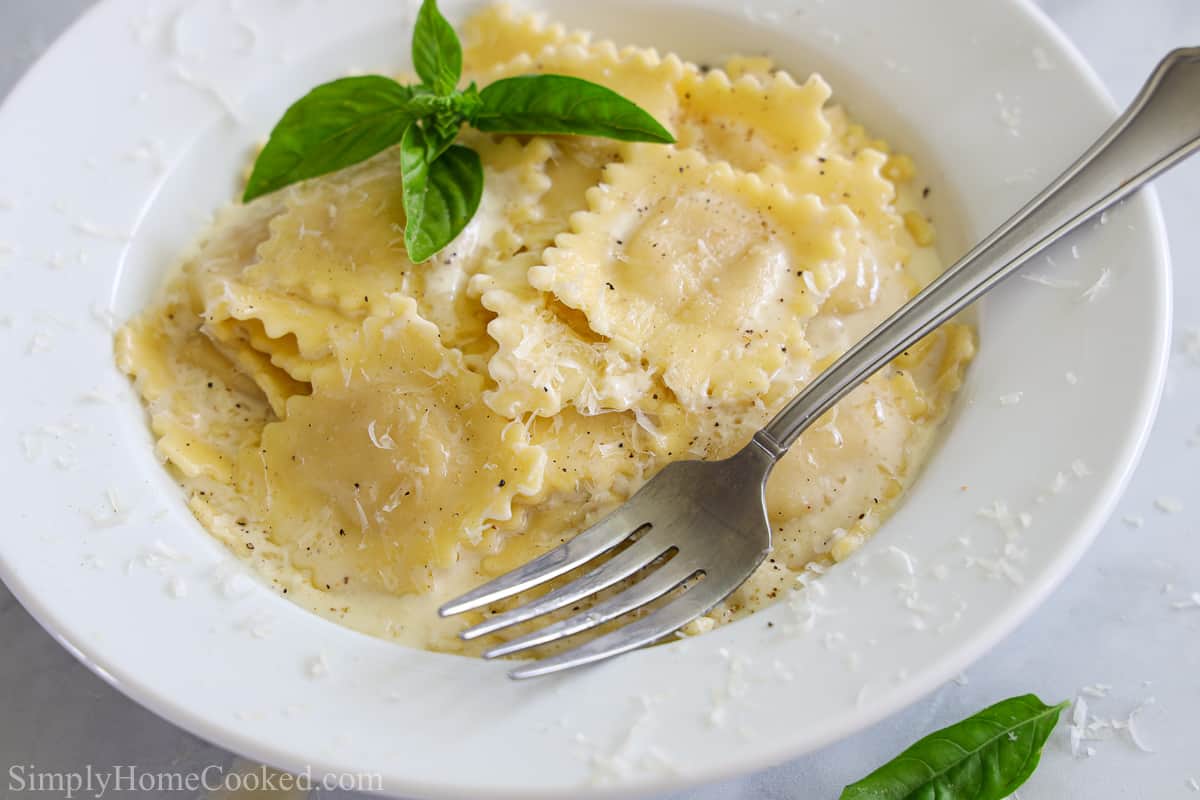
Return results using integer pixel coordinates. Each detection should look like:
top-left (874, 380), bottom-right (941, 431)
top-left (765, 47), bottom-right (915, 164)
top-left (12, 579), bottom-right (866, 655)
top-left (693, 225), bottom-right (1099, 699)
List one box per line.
top-left (0, 0), bottom-right (1170, 796)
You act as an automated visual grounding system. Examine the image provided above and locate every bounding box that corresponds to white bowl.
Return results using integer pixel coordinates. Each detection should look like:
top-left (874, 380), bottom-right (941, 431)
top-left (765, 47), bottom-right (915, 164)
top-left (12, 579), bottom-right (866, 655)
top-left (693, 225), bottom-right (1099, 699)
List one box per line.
top-left (0, 0), bottom-right (1169, 797)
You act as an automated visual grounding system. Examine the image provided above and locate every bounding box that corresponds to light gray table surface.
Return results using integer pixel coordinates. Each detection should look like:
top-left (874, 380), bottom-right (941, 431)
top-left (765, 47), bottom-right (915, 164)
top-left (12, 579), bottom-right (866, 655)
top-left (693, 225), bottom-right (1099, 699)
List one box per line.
top-left (2, 1), bottom-right (1198, 798)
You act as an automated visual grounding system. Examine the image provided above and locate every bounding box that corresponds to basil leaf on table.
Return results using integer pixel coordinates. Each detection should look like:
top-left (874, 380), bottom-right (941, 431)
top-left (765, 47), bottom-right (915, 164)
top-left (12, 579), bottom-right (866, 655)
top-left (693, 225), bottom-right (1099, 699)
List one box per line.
top-left (400, 123), bottom-right (483, 263)
top-left (411, 0), bottom-right (462, 95)
top-left (472, 75), bottom-right (675, 143)
top-left (840, 694), bottom-right (1068, 800)
top-left (243, 76), bottom-right (418, 201)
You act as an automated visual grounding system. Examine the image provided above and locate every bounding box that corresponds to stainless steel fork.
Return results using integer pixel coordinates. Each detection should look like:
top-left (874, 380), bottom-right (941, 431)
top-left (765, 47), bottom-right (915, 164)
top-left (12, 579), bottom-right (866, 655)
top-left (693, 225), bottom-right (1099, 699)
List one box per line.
top-left (440, 48), bottom-right (1200, 679)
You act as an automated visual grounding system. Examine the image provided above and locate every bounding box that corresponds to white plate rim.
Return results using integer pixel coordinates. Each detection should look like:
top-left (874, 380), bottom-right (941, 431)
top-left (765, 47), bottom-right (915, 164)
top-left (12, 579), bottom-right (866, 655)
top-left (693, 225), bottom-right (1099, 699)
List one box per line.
top-left (0, 0), bottom-right (1171, 796)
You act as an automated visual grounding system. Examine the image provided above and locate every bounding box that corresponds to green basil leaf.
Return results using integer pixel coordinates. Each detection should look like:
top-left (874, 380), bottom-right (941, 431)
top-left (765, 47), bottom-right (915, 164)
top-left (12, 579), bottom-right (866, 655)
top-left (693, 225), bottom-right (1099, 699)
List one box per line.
top-left (472, 75), bottom-right (675, 143)
top-left (400, 124), bottom-right (482, 262)
top-left (243, 76), bottom-right (417, 201)
top-left (412, 0), bottom-right (462, 96)
top-left (841, 695), bottom-right (1069, 800)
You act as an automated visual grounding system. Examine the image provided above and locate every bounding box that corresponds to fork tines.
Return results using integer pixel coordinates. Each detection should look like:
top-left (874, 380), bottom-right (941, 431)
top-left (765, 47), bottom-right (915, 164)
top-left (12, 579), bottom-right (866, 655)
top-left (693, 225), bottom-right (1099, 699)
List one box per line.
top-left (438, 509), bottom-right (710, 678)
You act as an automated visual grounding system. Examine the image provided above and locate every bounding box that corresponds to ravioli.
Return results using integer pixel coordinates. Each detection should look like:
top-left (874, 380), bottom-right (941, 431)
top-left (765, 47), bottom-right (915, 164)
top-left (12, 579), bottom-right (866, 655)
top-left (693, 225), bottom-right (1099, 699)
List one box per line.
top-left (675, 69), bottom-right (834, 171)
top-left (459, 2), bottom-right (589, 75)
top-left (531, 146), bottom-right (857, 409)
top-left (257, 298), bottom-right (545, 595)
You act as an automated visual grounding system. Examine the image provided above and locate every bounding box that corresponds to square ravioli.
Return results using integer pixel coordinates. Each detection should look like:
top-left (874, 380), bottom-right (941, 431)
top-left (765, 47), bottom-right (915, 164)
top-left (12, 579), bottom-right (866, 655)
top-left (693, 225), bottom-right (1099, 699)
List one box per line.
top-left (531, 145), bottom-right (860, 410)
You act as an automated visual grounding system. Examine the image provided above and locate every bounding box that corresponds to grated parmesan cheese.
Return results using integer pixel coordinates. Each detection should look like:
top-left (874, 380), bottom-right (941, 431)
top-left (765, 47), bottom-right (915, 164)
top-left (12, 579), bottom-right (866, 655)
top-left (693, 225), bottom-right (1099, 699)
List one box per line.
top-left (366, 419), bottom-right (397, 450)
top-left (977, 499), bottom-right (1025, 540)
top-left (1154, 496), bottom-right (1184, 514)
top-left (1124, 699), bottom-right (1155, 753)
top-left (122, 138), bottom-right (167, 175)
top-left (1170, 592), bottom-right (1200, 610)
top-left (86, 488), bottom-right (132, 529)
top-left (150, 539), bottom-right (187, 562)
top-left (741, 5), bottom-right (783, 25)
top-left (595, 441), bottom-right (622, 458)
top-left (90, 303), bottom-right (117, 331)
top-left (1003, 166), bottom-right (1039, 185)
top-left (887, 544), bottom-right (917, 576)
top-left (214, 567), bottom-right (256, 599)
top-left (785, 567), bottom-right (838, 634)
top-left (700, 652), bottom-right (748, 729)
top-left (998, 391), bottom-right (1023, 406)
top-left (1081, 268), bottom-right (1112, 302)
top-left (816, 27), bottom-right (843, 45)
top-left (78, 386), bottom-right (118, 404)
top-left (81, 554), bottom-right (106, 570)
top-left (1019, 273), bottom-right (1080, 289)
top-left (771, 659), bottom-right (795, 682)
top-left (582, 694), bottom-right (671, 784)
top-left (237, 612), bottom-right (274, 639)
top-left (306, 652), bottom-right (330, 679)
top-left (1069, 696), bottom-right (1088, 756)
top-left (1181, 327), bottom-right (1200, 363)
top-left (1122, 514), bottom-right (1145, 529)
top-left (965, 554), bottom-right (1024, 584)
top-left (74, 219), bottom-right (131, 241)
top-left (632, 408), bottom-right (665, 441)
top-left (170, 62), bottom-right (246, 123)
top-left (26, 332), bottom-right (52, 354)
top-left (994, 91), bottom-right (1022, 136)
top-left (1069, 691), bottom-right (1157, 757)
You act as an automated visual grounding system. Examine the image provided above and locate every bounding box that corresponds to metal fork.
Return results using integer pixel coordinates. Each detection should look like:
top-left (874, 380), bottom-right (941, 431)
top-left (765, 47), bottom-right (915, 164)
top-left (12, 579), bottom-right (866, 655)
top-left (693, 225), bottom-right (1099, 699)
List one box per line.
top-left (440, 48), bottom-right (1200, 679)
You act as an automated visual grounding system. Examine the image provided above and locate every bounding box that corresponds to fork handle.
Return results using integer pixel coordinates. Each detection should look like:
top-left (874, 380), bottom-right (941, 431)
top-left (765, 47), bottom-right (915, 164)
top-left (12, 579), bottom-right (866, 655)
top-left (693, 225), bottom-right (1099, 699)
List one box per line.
top-left (753, 47), bottom-right (1200, 458)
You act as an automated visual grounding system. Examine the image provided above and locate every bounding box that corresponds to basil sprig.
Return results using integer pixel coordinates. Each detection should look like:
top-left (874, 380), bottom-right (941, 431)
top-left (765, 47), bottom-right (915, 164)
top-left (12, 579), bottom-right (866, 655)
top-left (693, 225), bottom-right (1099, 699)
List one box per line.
top-left (841, 694), bottom-right (1069, 800)
top-left (243, 0), bottom-right (674, 262)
